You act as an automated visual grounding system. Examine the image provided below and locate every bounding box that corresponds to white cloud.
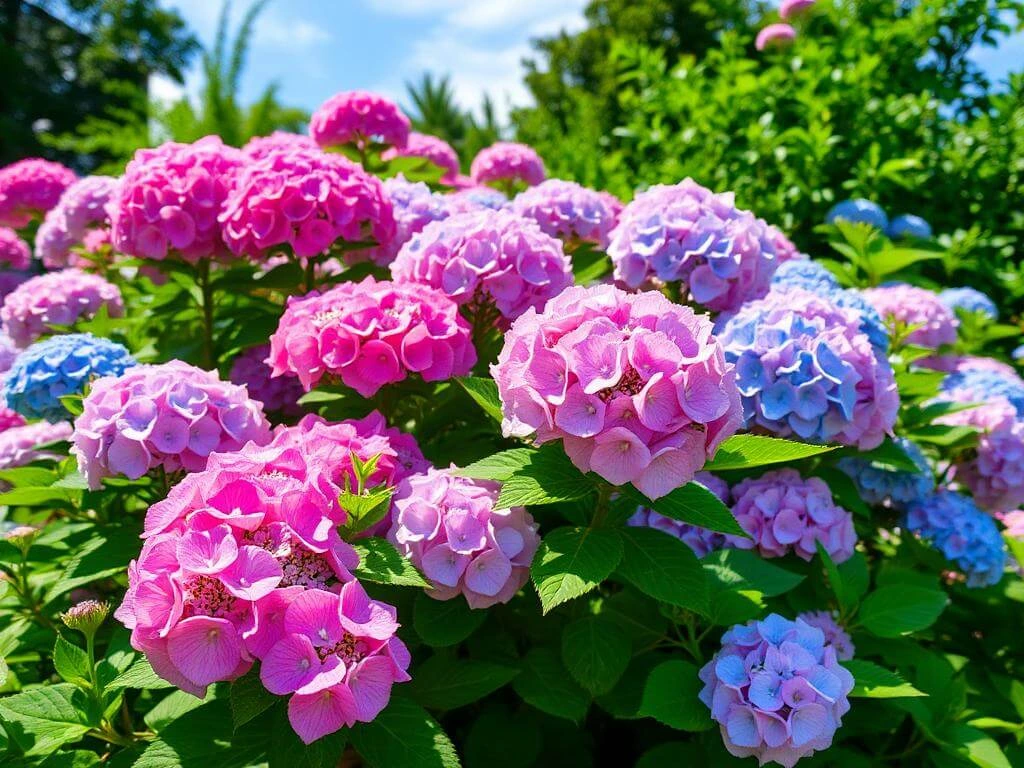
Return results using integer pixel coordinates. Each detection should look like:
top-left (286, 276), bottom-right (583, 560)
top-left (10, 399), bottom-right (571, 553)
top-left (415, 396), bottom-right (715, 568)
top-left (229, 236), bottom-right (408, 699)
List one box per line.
top-left (148, 73), bottom-right (186, 105)
top-left (253, 18), bottom-right (331, 47)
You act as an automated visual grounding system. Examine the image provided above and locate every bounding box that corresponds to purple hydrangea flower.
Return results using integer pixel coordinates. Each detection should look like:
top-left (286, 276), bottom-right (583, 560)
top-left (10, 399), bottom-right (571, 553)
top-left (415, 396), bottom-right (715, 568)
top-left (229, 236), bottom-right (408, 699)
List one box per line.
top-left (368, 176), bottom-right (450, 265)
top-left (442, 186), bottom-right (508, 215)
top-left (938, 287), bottom-right (997, 319)
top-left (940, 366), bottom-right (1024, 418)
top-left (510, 179), bottom-right (620, 249)
top-left (837, 437), bottom-right (933, 507)
top-left (863, 284), bottom-right (958, 350)
top-left (797, 611), bottom-right (854, 661)
top-left (628, 472), bottom-right (733, 556)
top-left (0, 227), bottom-right (31, 270)
top-left (229, 344), bottom-right (304, 418)
top-left (34, 175), bottom-right (118, 269)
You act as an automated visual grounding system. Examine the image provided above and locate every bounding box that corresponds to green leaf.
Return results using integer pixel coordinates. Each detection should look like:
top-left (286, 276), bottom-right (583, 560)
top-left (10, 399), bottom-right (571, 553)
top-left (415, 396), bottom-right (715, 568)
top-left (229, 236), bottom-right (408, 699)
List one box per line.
top-left (53, 636), bottom-right (91, 687)
top-left (134, 698), bottom-right (269, 768)
top-left (455, 377), bottom-right (504, 423)
top-left (408, 655), bottom-right (519, 710)
top-left (859, 585), bottom-right (949, 637)
top-left (940, 723), bottom-right (1013, 768)
top-left (339, 486), bottom-right (395, 535)
top-left (895, 370), bottom-right (946, 400)
top-left (144, 690), bottom-right (208, 733)
top-left (626, 482), bottom-right (746, 537)
top-left (704, 435), bottom-right (837, 471)
top-left (531, 526), bottom-right (623, 614)
top-left (561, 615), bottom-right (631, 695)
top-left (907, 424), bottom-right (979, 448)
top-left (353, 539), bottom-right (430, 588)
top-left (349, 697), bottom-right (461, 768)
top-left (636, 742), bottom-right (704, 767)
top-left (816, 468), bottom-right (871, 518)
top-left (843, 660), bottom-right (927, 698)
top-left (413, 591), bottom-right (487, 647)
top-left (854, 438), bottom-right (922, 472)
top-left (267, 703), bottom-right (346, 768)
top-left (512, 648), bottom-right (590, 722)
top-left (0, 684), bottom-right (98, 756)
top-left (496, 445), bottom-right (597, 508)
top-left (639, 660), bottom-right (712, 731)
top-left (453, 448), bottom-right (535, 482)
top-left (230, 668), bottom-right (279, 730)
top-left (571, 243), bottom-right (612, 284)
top-left (107, 656), bottom-right (173, 691)
top-left (45, 526), bottom-right (140, 603)
top-left (869, 246), bottom-right (942, 278)
top-left (702, 549), bottom-right (805, 597)
top-left (616, 527), bottom-right (709, 615)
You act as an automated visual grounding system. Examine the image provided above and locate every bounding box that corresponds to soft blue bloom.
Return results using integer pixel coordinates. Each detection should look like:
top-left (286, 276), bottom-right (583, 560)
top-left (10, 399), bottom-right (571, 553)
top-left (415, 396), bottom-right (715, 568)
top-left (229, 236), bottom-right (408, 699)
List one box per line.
top-left (838, 437), bottom-right (934, 507)
top-left (1014, 344), bottom-right (1024, 361)
top-left (825, 199), bottom-right (888, 230)
top-left (942, 368), bottom-right (1024, 417)
top-left (938, 287), bottom-right (998, 319)
top-left (2, 333), bottom-right (135, 421)
top-left (887, 214), bottom-right (932, 240)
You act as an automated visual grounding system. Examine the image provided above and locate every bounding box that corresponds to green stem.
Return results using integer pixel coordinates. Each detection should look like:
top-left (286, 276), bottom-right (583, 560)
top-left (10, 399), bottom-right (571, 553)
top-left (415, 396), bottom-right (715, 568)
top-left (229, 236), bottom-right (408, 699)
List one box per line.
top-left (196, 259), bottom-right (215, 369)
top-left (591, 483), bottom-right (613, 528)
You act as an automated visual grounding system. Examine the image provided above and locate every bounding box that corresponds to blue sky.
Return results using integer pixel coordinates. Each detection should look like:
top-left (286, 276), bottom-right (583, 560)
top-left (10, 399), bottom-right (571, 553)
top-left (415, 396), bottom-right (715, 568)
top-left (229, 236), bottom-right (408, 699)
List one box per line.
top-left (153, 0), bottom-right (1022, 124)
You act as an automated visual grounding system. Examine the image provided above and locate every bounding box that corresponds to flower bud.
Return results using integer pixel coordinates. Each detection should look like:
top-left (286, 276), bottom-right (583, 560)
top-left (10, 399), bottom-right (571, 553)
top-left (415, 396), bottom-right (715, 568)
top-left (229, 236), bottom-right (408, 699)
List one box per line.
top-left (61, 600), bottom-right (109, 637)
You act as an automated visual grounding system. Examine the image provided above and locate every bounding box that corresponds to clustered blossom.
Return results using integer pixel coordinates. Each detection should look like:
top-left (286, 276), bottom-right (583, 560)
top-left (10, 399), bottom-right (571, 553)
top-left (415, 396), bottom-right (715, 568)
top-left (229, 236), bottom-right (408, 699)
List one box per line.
top-left (2, 333), bottom-right (135, 422)
top-left (382, 132), bottom-right (460, 183)
top-left (940, 366), bottom-right (1024, 417)
top-left (109, 136), bottom-right (247, 262)
top-left (1, 269), bottom-right (124, 348)
top-left (0, 333), bottom-right (17, 375)
top-left (34, 175), bottom-right (119, 269)
top-left (71, 360), bottom-right (272, 489)
top-left (268, 276), bottom-right (476, 396)
top-left (717, 288), bottom-right (899, 449)
top-left (607, 179), bottom-right (782, 312)
top-left (628, 472), bottom-right (734, 556)
top-left (905, 490), bottom-right (1006, 587)
top-left (0, 158), bottom-right (77, 227)
top-left (219, 147), bottom-right (396, 261)
top-left (756, 23), bottom-right (797, 50)
top-left (838, 437), bottom-right (933, 507)
top-left (939, 287), bottom-right (998, 319)
top-left (699, 614), bottom-right (854, 767)
top-left (0, 420), bottom-right (72, 470)
top-left (470, 142), bottom-right (546, 189)
top-left (229, 344), bottom-right (304, 418)
top-left (887, 214), bottom-right (932, 240)
top-left (998, 510), bottom-right (1024, 538)
top-left (863, 284), bottom-right (958, 349)
top-left (510, 179), bottom-right (620, 249)
top-left (241, 132), bottom-right (318, 161)
top-left (368, 176), bottom-right (450, 265)
top-left (310, 91), bottom-right (411, 150)
top-left (391, 210), bottom-right (572, 322)
top-left (796, 611), bottom-right (854, 661)
top-left (492, 284), bottom-right (742, 499)
top-left (825, 199), bottom-right (888, 230)
top-left (0, 228), bottom-right (31, 270)
top-left (767, 226), bottom-right (805, 262)
top-left (442, 187), bottom-right (508, 215)
top-left (388, 469), bottom-right (539, 608)
top-left (730, 469), bottom-right (856, 562)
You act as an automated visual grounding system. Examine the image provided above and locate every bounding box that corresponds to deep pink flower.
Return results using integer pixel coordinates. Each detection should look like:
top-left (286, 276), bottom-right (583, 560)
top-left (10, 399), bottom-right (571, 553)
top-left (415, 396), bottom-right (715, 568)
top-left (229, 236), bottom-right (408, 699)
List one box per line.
top-left (382, 132), bottom-right (460, 183)
top-left (780, 0), bottom-right (816, 18)
top-left (0, 158), bottom-right (77, 228)
top-left (242, 132), bottom-right (319, 161)
top-left (0, 228), bottom-right (31, 270)
top-left (310, 91), bottom-right (411, 150)
top-left (756, 23), bottom-right (797, 51)
top-left (470, 143), bottom-right (546, 189)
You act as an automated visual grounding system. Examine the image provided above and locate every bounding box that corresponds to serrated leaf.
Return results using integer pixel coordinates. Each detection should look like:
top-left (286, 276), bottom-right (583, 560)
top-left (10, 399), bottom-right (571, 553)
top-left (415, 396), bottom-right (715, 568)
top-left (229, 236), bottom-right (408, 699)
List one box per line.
top-left (339, 486), bottom-right (394, 535)
top-left (349, 697), bottom-right (461, 768)
top-left (144, 690), bottom-right (208, 732)
top-left (859, 585), bottom-right (948, 637)
top-left (496, 445), bottom-right (597, 508)
top-left (561, 615), bottom-right (631, 695)
top-left (616, 527), bottom-right (708, 615)
top-left (512, 648), bottom-right (590, 722)
top-left (639, 660), bottom-right (712, 731)
top-left (0, 684), bottom-right (98, 756)
top-left (843, 660), bottom-right (927, 698)
top-left (45, 526), bottom-right (140, 603)
top-left (626, 481), bottom-right (746, 537)
top-left (353, 538), bottom-right (429, 588)
top-left (701, 548), bottom-right (805, 597)
top-left (704, 435), bottom-right (837, 471)
top-left (531, 526), bottom-right (623, 614)
top-left (408, 656), bottom-right (518, 710)
top-left (453, 448), bottom-right (535, 482)
top-left (455, 377), bottom-right (503, 423)
top-left (53, 635), bottom-right (91, 687)
top-left (413, 591), bottom-right (487, 647)
top-left (230, 668), bottom-right (278, 730)
top-left (134, 698), bottom-right (269, 768)
top-left (107, 656), bottom-right (173, 691)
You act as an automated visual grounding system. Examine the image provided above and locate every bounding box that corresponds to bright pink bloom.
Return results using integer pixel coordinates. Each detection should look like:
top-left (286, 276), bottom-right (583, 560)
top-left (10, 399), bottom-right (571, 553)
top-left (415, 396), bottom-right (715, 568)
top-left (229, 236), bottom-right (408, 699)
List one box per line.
top-left (34, 175), bottom-right (119, 269)
top-left (756, 23), bottom-right (797, 51)
top-left (310, 91), bottom-right (411, 150)
top-left (780, 0), bottom-right (816, 18)
top-left (0, 228), bottom-right (30, 270)
top-left (382, 132), bottom-right (460, 183)
top-left (863, 284), bottom-right (958, 349)
top-left (229, 345), bottom-right (304, 418)
top-left (470, 143), bottom-right (546, 188)
top-left (241, 132), bottom-right (319, 161)
top-left (0, 421), bottom-right (71, 470)
top-left (510, 179), bottom-right (620, 249)
top-left (998, 510), bottom-right (1024, 538)
top-left (0, 407), bottom-right (25, 433)
top-left (0, 158), bottom-right (77, 227)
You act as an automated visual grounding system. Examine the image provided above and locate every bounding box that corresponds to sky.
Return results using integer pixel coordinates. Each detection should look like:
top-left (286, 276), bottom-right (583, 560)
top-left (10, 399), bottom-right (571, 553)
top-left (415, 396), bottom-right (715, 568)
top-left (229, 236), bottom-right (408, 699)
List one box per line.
top-left (153, 0), bottom-right (1023, 124)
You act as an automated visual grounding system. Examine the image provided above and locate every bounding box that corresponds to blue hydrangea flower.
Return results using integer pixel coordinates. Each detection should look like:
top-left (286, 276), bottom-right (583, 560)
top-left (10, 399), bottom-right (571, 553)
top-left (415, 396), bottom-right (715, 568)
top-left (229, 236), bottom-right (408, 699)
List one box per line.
top-left (942, 368), bottom-right (1024, 417)
top-left (2, 333), bottom-right (135, 421)
top-left (887, 214), bottom-right (932, 240)
top-left (1014, 344), bottom-right (1024, 361)
top-left (825, 199), bottom-right (888, 230)
top-left (905, 490), bottom-right (1007, 587)
top-left (838, 437), bottom-right (934, 507)
top-left (938, 287), bottom-right (998, 319)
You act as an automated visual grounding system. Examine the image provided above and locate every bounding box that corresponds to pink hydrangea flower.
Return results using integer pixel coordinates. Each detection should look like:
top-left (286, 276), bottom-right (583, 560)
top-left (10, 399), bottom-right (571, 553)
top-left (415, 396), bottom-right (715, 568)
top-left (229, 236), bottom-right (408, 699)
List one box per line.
top-left (0, 269), bottom-right (124, 348)
top-left (34, 175), bottom-right (119, 269)
top-left (998, 510), bottom-right (1024, 538)
top-left (730, 469), bottom-right (856, 562)
top-left (382, 132), bottom-right (460, 183)
top-left (510, 179), bottom-right (620, 249)
top-left (756, 23), bottom-right (797, 51)
top-left (0, 406), bottom-right (25, 433)
top-left (241, 132), bottom-right (319, 161)
top-left (0, 227), bottom-right (31, 270)
top-left (797, 611), bottom-right (855, 661)
top-left (0, 158), bottom-right (77, 227)
top-left (0, 332), bottom-right (17, 374)
top-left (470, 142), bottom-right (546, 189)
top-left (71, 360), bottom-right (272, 489)
top-left (388, 469), bottom-right (539, 608)
top-left (780, 0), bottom-right (816, 18)
top-left (109, 136), bottom-right (247, 263)
top-left (267, 277), bottom-right (476, 396)
top-left (310, 91), bottom-right (411, 150)
top-left (229, 345), bottom-right (304, 418)
top-left (0, 421), bottom-right (72, 470)
top-left (767, 225), bottom-right (805, 262)
top-left (391, 210), bottom-right (572, 323)
top-left (919, 354), bottom-right (1018, 377)
top-left (219, 147), bottom-right (395, 261)
top-left (863, 284), bottom-right (958, 349)
top-left (491, 284), bottom-right (743, 499)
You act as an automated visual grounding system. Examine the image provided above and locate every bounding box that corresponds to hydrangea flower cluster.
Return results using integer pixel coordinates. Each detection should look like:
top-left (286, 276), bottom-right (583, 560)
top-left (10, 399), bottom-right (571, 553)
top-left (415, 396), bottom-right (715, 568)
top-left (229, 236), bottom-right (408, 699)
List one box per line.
top-left (717, 288), bottom-right (899, 449)
top-left (310, 91), bottom-right (411, 150)
top-left (0, 421), bottom-right (72, 470)
top-left (628, 472), bottom-right (734, 556)
top-left (391, 210), bottom-right (572, 322)
top-left (998, 510), bottom-right (1024, 538)
top-left (730, 469), bottom-right (856, 562)
top-left (940, 366), bottom-right (1024, 417)
top-left (0, 333), bottom-right (18, 375)
top-left (268, 277), bottom-right (476, 396)
top-left (767, 227), bottom-right (804, 262)
top-left (510, 179), bottom-right (620, 249)
top-left (756, 23), bottom-right (797, 50)
top-left (241, 132), bottom-right (318, 160)
top-left (382, 132), bottom-right (460, 183)
top-left (2, 333), bottom-right (135, 422)
top-left (367, 176), bottom-right (450, 265)
top-left (0, 158), bottom-right (77, 227)
top-left (34, 175), bottom-right (119, 269)
top-left (905, 490), bottom-right (1007, 587)
top-left (492, 284), bottom-right (742, 499)
top-left (796, 611), bottom-right (854, 661)
top-left (837, 437), bottom-right (933, 507)
top-left (219, 147), bottom-right (395, 261)
top-left (825, 199), bottom-right (888, 230)
top-left (388, 469), bottom-right (540, 608)
top-left (1, 269), bottom-right (125, 348)
top-left (229, 345), bottom-right (304, 418)
top-left (71, 360), bottom-right (272, 489)
top-left (780, 0), bottom-right (816, 18)
top-left (0, 227), bottom-right (31, 270)
top-left (863, 284), bottom-right (958, 349)
top-left (109, 136), bottom-right (247, 262)
top-left (887, 214), bottom-right (932, 240)
top-left (607, 179), bottom-right (781, 312)
top-left (699, 614), bottom-right (854, 767)
top-left (470, 142), bottom-right (546, 188)
top-left (0, 406), bottom-right (25, 432)
top-left (442, 187), bottom-right (508, 215)
top-left (939, 287), bottom-right (997, 319)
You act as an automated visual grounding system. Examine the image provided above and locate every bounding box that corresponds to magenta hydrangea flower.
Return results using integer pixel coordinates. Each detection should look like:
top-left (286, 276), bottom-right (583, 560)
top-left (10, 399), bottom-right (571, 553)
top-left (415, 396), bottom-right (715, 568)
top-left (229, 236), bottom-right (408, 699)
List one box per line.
top-left (862, 284), bottom-right (958, 349)
top-left (717, 288), bottom-right (899, 449)
top-left (699, 614), bottom-right (854, 767)
top-left (363, 176), bottom-right (450, 266)
top-left (268, 277), bottom-right (475, 396)
top-left (310, 91), bottom-right (411, 150)
top-left (470, 142), bottom-right (546, 189)
top-left (756, 23), bottom-right (797, 51)
top-left (229, 345), bottom-right (304, 418)
top-left (388, 468), bottom-right (540, 608)
top-left (797, 611), bottom-right (854, 661)
top-left (109, 136), bottom-right (247, 263)
top-left (628, 471), bottom-right (734, 556)
top-left (390, 210), bottom-right (572, 323)
top-left (0, 228), bottom-right (30, 270)
top-left (34, 175), bottom-right (118, 269)
top-left (491, 284), bottom-right (743, 499)
top-left (0, 420), bottom-right (71, 470)
top-left (0, 406), bottom-right (25, 433)
top-left (0, 158), bottom-right (77, 227)
top-left (382, 132), bottom-right (460, 183)
top-left (71, 360), bottom-right (272, 489)
top-left (219, 147), bottom-right (395, 261)
top-left (241, 131), bottom-right (319, 161)
top-left (510, 179), bottom-right (620, 249)
top-left (780, 0), bottom-right (816, 17)
top-left (0, 269), bottom-right (124, 348)
top-left (607, 179), bottom-right (782, 312)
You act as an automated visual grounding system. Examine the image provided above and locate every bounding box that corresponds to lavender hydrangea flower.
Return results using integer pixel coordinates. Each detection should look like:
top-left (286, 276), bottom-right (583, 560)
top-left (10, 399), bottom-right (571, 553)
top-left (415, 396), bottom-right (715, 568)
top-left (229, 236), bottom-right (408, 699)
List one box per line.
top-left (34, 175), bottom-right (118, 269)
top-left (0, 421), bottom-right (72, 470)
top-left (442, 187), bottom-right (508, 215)
top-left (939, 287), bottom-right (997, 319)
top-left (825, 199), bottom-right (888, 230)
top-left (887, 214), bottom-right (932, 240)
top-left (229, 344), bottom-right (304, 418)
top-left (370, 176), bottom-right (450, 265)
top-left (905, 490), bottom-right (1007, 587)
top-left (941, 367), bottom-right (1024, 417)
top-left (699, 614), bottom-right (855, 767)
top-left (510, 179), bottom-right (619, 249)
top-left (837, 437), bottom-right (933, 507)
top-left (797, 611), bottom-right (855, 661)
top-left (628, 472), bottom-right (733, 556)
